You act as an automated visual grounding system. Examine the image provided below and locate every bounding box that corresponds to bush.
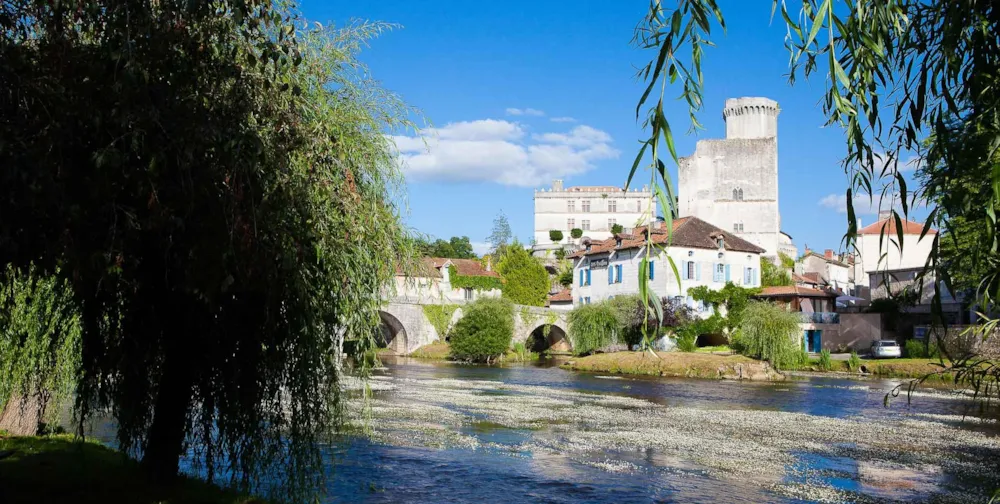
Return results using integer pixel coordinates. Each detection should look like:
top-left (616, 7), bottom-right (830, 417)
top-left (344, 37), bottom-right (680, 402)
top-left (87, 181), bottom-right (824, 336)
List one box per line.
top-left (449, 298), bottom-right (514, 363)
top-left (661, 296), bottom-right (696, 328)
top-left (904, 339), bottom-right (927, 358)
top-left (554, 248), bottom-right (567, 261)
top-left (570, 228), bottom-right (583, 239)
top-left (674, 331), bottom-right (698, 352)
top-left (496, 241), bottom-right (549, 306)
top-left (733, 300), bottom-right (801, 369)
top-left (567, 303), bottom-right (621, 355)
top-left (611, 223), bottom-right (624, 234)
top-left (847, 351), bottom-right (862, 372)
top-left (818, 349), bottom-right (832, 371)
top-left (607, 294), bottom-right (659, 347)
top-left (548, 230), bottom-right (564, 243)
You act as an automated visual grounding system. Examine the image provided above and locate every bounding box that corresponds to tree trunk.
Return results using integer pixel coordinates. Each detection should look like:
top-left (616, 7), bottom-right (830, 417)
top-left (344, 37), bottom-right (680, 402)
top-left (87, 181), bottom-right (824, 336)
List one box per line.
top-left (142, 348), bottom-right (194, 484)
top-left (0, 395), bottom-right (41, 436)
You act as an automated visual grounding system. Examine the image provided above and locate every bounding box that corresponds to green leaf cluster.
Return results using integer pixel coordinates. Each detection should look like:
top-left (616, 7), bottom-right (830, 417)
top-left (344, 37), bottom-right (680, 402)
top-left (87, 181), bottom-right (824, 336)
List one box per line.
top-left (495, 243), bottom-right (549, 307)
top-left (449, 265), bottom-right (504, 292)
top-left (570, 228), bottom-right (584, 239)
top-left (688, 283), bottom-right (760, 333)
top-left (567, 303), bottom-right (622, 356)
top-left (729, 301), bottom-right (802, 370)
top-left (761, 257), bottom-right (793, 287)
top-left (449, 298), bottom-right (514, 363)
top-left (549, 230), bottom-right (564, 243)
top-left (0, 265), bottom-right (81, 427)
top-left (422, 304), bottom-right (459, 339)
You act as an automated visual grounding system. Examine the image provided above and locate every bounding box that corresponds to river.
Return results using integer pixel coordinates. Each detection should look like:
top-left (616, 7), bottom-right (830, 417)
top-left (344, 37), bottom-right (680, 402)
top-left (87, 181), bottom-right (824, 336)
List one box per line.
top-left (328, 356), bottom-right (1000, 504)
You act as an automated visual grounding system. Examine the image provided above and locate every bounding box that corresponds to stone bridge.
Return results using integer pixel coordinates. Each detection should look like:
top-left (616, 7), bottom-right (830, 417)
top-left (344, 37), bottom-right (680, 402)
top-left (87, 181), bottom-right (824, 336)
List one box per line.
top-left (378, 300), bottom-right (571, 355)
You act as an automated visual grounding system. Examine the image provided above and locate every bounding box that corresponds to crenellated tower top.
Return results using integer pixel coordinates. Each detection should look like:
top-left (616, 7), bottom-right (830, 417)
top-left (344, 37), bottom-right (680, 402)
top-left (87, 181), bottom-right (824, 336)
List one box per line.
top-left (722, 97), bottom-right (780, 139)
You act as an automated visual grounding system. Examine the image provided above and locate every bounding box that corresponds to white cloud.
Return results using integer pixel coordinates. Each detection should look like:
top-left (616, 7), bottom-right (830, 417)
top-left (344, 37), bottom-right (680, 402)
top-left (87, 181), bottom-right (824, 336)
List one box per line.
top-left (868, 152), bottom-right (923, 173)
top-left (505, 107), bottom-right (545, 117)
top-left (818, 191), bottom-right (927, 216)
top-left (471, 242), bottom-right (491, 256)
top-left (392, 120), bottom-right (620, 187)
top-left (550, 116), bottom-right (577, 123)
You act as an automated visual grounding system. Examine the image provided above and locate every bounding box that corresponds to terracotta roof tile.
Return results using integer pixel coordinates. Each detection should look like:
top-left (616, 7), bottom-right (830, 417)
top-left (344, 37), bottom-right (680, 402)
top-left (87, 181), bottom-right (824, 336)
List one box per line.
top-left (756, 286), bottom-right (838, 298)
top-left (549, 289), bottom-right (573, 302)
top-left (395, 257), bottom-right (442, 278)
top-left (858, 218), bottom-right (936, 236)
top-left (569, 216), bottom-right (766, 258)
top-left (800, 272), bottom-right (823, 284)
top-left (447, 258), bottom-right (500, 278)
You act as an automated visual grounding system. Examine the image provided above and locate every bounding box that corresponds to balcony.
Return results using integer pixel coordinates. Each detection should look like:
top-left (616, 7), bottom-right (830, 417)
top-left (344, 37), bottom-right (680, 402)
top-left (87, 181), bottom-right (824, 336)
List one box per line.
top-left (800, 312), bottom-right (840, 324)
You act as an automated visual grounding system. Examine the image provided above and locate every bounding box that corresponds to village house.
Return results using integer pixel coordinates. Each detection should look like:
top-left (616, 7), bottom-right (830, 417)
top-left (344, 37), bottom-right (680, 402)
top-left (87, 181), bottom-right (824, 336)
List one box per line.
top-left (800, 248), bottom-right (853, 294)
top-left (755, 286), bottom-right (840, 352)
top-left (568, 217), bottom-right (765, 314)
top-left (853, 211), bottom-right (937, 289)
top-left (392, 257), bottom-right (502, 304)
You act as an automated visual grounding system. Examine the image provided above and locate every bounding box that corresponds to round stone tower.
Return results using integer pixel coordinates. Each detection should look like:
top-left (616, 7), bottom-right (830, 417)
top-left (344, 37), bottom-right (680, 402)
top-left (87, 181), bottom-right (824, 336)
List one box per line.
top-left (722, 97), bottom-right (780, 139)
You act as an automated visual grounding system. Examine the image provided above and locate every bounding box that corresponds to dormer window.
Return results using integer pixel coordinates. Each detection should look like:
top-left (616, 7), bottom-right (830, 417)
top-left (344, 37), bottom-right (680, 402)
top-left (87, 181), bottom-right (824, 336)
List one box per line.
top-left (716, 236), bottom-right (725, 249)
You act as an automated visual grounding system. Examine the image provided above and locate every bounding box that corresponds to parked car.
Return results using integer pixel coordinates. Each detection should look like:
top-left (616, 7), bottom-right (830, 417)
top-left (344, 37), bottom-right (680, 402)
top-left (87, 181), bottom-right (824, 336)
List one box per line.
top-left (870, 340), bottom-right (902, 359)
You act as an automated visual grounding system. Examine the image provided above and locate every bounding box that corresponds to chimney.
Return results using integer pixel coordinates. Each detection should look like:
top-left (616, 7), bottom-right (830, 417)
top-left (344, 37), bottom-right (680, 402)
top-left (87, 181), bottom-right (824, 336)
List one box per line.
top-left (856, 217), bottom-right (863, 229)
top-left (552, 179), bottom-right (564, 191)
top-left (824, 249), bottom-right (834, 260)
top-left (485, 256), bottom-right (492, 272)
top-left (878, 210), bottom-right (892, 221)
top-left (804, 245), bottom-right (811, 256)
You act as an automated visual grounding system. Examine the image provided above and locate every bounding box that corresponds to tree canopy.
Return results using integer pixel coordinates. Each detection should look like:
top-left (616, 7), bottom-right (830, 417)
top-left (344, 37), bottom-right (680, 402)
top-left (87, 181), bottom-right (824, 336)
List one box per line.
top-left (412, 235), bottom-right (477, 259)
top-left (1, 2), bottom-right (412, 499)
top-left (496, 241), bottom-right (549, 307)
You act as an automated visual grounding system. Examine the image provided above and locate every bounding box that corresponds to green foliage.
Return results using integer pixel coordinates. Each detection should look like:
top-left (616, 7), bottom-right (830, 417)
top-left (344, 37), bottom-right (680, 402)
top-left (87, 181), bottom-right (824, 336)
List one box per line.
top-left (904, 339), bottom-right (941, 359)
top-left (487, 212), bottom-right (513, 255)
top-left (570, 228), bottom-right (583, 239)
top-left (557, 261), bottom-right (574, 287)
top-left (731, 301), bottom-right (801, 369)
top-left (496, 241), bottom-right (549, 307)
top-left (549, 230), bottom-right (564, 243)
top-left (0, 4), bottom-right (414, 494)
top-left (0, 265), bottom-right (81, 426)
top-left (688, 283), bottom-right (759, 333)
top-left (818, 349), bottom-right (832, 371)
top-left (778, 252), bottom-right (795, 270)
top-left (674, 314), bottom-right (722, 350)
top-left (847, 351), bottom-right (862, 373)
top-left (607, 294), bottom-right (658, 347)
top-left (554, 248), bottom-right (567, 261)
top-left (761, 257), bottom-right (793, 287)
top-left (449, 299), bottom-right (514, 363)
top-left (413, 236), bottom-right (477, 259)
top-left (422, 305), bottom-right (459, 339)
top-left (567, 303), bottom-right (621, 356)
top-left (611, 223), bottom-right (624, 234)
top-left (449, 265), bottom-right (504, 292)
top-left (674, 331), bottom-right (698, 352)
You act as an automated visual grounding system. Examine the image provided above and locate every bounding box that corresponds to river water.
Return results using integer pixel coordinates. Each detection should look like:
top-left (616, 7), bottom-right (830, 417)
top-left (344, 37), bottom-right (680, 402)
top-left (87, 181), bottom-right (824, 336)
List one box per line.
top-left (327, 357), bottom-right (1000, 504)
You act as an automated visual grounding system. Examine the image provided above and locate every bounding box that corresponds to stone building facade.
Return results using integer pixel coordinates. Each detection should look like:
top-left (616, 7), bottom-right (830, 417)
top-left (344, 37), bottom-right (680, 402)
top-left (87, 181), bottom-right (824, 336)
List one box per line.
top-left (678, 97), bottom-right (785, 257)
top-left (533, 179), bottom-right (653, 253)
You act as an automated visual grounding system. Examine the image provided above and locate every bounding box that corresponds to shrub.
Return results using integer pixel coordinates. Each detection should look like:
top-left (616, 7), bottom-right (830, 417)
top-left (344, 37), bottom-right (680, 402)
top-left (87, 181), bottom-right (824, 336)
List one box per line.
top-left (904, 339), bottom-right (928, 358)
top-left (570, 228), bottom-right (583, 239)
top-left (554, 248), bottom-right (567, 261)
top-left (496, 241), bottom-right (549, 306)
top-left (818, 349), bottom-right (832, 371)
top-left (733, 300), bottom-right (801, 369)
top-left (847, 351), bottom-right (862, 372)
top-left (567, 303), bottom-right (621, 355)
top-left (794, 349), bottom-right (810, 367)
top-left (548, 230), bottom-right (564, 243)
top-left (661, 296), bottom-right (696, 328)
top-left (674, 331), bottom-right (698, 352)
top-left (607, 294), bottom-right (658, 347)
top-left (449, 298), bottom-right (514, 363)
top-left (611, 223), bottom-right (624, 234)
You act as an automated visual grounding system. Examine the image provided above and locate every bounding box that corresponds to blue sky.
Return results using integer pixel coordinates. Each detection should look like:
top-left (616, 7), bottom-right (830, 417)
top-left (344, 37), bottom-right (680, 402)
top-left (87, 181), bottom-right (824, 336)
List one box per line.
top-left (303, 1), bottom-right (923, 255)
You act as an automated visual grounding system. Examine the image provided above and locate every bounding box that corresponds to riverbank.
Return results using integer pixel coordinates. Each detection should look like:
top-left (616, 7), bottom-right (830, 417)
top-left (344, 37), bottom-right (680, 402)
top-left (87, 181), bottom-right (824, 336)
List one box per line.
top-left (560, 351), bottom-right (784, 380)
top-left (0, 434), bottom-right (260, 504)
top-left (790, 357), bottom-right (959, 381)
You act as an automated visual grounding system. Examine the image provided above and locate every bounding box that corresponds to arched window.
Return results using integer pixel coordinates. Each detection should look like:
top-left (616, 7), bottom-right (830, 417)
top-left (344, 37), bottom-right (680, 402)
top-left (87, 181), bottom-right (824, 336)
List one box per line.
top-left (732, 188), bottom-right (739, 200)
top-left (737, 188), bottom-right (744, 200)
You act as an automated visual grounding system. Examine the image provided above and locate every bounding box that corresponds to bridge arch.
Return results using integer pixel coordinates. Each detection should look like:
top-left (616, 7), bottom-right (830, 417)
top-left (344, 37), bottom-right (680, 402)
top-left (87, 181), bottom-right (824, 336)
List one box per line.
top-left (525, 323), bottom-right (571, 354)
top-left (378, 310), bottom-right (408, 355)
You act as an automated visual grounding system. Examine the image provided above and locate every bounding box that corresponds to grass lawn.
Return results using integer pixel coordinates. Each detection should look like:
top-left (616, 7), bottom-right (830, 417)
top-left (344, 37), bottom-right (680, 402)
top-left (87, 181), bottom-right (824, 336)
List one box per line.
top-left (560, 351), bottom-right (783, 380)
top-left (0, 434), bottom-right (262, 504)
top-left (788, 357), bottom-right (957, 380)
top-left (694, 345), bottom-right (733, 354)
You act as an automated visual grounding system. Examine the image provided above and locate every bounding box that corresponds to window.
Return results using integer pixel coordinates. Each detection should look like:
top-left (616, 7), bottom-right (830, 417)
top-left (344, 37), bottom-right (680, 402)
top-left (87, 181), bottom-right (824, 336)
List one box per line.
top-left (585, 296), bottom-right (591, 304)
top-left (732, 188), bottom-right (744, 200)
top-left (716, 237), bottom-right (724, 248)
top-left (608, 218), bottom-right (616, 230)
top-left (579, 269), bottom-right (584, 286)
top-left (733, 222), bottom-right (744, 233)
top-left (582, 220), bottom-right (591, 231)
top-left (648, 261), bottom-right (655, 280)
top-left (464, 288), bottom-right (474, 301)
top-left (636, 200), bottom-right (642, 212)
top-left (714, 263), bottom-right (725, 282)
top-left (585, 269), bottom-right (591, 286)
top-left (739, 188), bottom-right (744, 200)
top-left (567, 200), bottom-right (575, 212)
top-left (686, 261), bottom-right (696, 280)
top-left (615, 264), bottom-right (623, 283)
top-left (582, 199), bottom-right (591, 212)
top-left (608, 199), bottom-right (617, 212)
top-left (567, 218), bottom-right (575, 230)
top-left (744, 267), bottom-right (753, 285)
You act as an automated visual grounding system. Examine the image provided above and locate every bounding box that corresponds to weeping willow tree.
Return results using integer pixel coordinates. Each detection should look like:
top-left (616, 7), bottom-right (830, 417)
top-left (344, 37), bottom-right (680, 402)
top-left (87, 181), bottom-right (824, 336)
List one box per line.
top-left (0, 1), bottom-right (412, 500)
top-left (632, 1), bottom-right (1000, 394)
top-left (0, 265), bottom-right (81, 435)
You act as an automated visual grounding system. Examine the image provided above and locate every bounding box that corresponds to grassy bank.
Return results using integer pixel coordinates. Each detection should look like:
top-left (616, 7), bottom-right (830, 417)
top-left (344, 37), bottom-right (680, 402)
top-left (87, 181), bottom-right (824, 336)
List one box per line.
top-left (0, 434), bottom-right (260, 504)
top-left (788, 357), bottom-right (958, 380)
top-left (560, 351), bottom-right (783, 380)
top-left (406, 342), bottom-right (540, 363)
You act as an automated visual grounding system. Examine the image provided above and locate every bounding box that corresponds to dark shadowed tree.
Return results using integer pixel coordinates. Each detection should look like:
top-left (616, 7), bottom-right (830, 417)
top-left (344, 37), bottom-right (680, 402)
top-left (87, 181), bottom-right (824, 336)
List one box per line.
top-left (0, 2), bottom-right (412, 499)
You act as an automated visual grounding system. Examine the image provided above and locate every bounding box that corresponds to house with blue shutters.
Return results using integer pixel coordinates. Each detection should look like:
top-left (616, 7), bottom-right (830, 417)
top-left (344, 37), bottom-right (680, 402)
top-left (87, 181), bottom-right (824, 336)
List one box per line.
top-left (567, 216), bottom-right (765, 315)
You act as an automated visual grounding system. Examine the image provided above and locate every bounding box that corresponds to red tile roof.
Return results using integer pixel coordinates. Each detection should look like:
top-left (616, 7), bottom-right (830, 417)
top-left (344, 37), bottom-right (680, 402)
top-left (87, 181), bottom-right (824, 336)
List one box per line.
top-left (568, 217), bottom-right (766, 258)
top-left (858, 217), bottom-right (936, 236)
top-left (447, 258), bottom-right (500, 278)
top-left (800, 272), bottom-right (823, 284)
top-left (549, 288), bottom-right (573, 302)
top-left (756, 286), bottom-right (838, 298)
top-left (396, 257), bottom-right (499, 278)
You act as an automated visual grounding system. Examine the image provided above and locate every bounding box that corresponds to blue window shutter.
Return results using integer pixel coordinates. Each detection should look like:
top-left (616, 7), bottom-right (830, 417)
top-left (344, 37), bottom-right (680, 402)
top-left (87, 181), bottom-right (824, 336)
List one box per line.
top-left (586, 269), bottom-right (591, 285)
top-left (725, 264), bottom-right (731, 282)
top-left (681, 261), bottom-right (688, 280)
top-left (617, 264), bottom-right (622, 283)
top-left (753, 268), bottom-right (758, 285)
top-left (695, 263), bottom-right (701, 281)
top-left (608, 267), bottom-right (614, 284)
top-left (579, 270), bottom-right (584, 286)
top-left (650, 261), bottom-right (655, 280)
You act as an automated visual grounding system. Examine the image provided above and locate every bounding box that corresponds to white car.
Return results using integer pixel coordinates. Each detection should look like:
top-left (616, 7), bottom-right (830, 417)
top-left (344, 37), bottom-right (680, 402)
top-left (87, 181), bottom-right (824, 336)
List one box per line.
top-left (870, 340), bottom-right (902, 359)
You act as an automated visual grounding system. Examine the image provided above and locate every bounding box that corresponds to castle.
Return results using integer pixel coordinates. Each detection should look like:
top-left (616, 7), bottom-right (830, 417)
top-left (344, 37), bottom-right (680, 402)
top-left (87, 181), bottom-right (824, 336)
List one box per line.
top-left (679, 97), bottom-right (795, 259)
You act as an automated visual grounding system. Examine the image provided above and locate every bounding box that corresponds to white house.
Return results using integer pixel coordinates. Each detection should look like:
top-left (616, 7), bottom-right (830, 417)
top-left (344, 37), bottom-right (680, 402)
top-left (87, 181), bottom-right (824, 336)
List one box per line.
top-left (568, 217), bottom-right (765, 314)
top-left (800, 249), bottom-right (852, 294)
top-left (532, 179), bottom-right (654, 254)
top-left (853, 211), bottom-right (937, 289)
top-left (392, 257), bottom-right (502, 304)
